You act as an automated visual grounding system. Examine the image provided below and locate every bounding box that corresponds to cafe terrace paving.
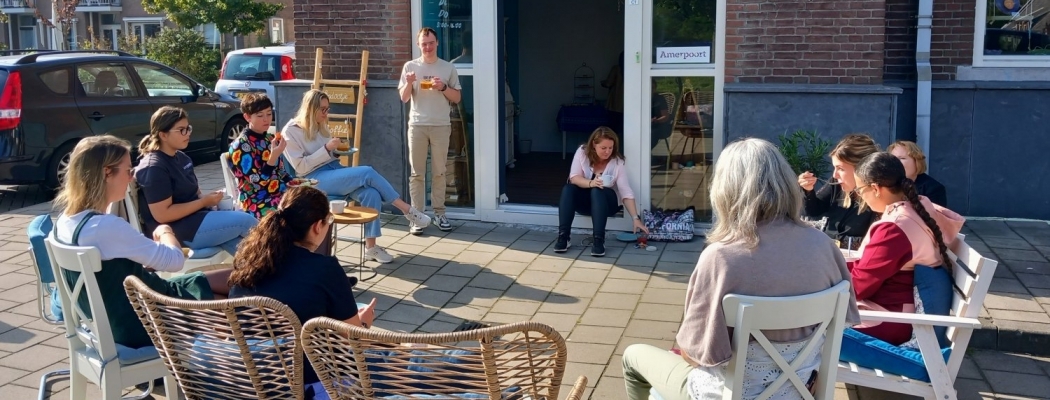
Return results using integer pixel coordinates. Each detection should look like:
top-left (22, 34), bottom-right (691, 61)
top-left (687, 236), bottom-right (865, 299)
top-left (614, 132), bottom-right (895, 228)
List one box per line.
top-left (0, 161), bottom-right (1048, 399)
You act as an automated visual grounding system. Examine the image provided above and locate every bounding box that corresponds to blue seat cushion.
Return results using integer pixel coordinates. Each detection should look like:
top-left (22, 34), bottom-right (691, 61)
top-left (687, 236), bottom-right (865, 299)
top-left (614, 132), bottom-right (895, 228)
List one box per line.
top-left (187, 246), bottom-right (223, 260)
top-left (839, 328), bottom-right (950, 382)
top-left (913, 264), bottom-right (954, 348)
top-left (115, 343), bottom-right (160, 366)
top-left (27, 214), bottom-right (55, 283)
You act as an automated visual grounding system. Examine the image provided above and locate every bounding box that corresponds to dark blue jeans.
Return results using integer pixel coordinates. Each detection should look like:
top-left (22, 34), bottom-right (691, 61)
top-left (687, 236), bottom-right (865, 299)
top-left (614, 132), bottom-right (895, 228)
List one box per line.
top-left (558, 183), bottom-right (618, 237)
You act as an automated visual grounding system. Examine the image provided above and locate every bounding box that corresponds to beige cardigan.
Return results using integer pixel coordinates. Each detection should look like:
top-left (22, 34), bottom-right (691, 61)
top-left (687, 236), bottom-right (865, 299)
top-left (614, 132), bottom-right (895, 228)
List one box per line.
top-left (677, 219), bottom-right (861, 367)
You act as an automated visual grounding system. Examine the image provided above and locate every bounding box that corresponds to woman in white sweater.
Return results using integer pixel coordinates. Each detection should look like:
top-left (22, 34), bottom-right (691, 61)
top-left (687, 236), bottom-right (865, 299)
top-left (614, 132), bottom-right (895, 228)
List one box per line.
top-left (282, 89), bottom-right (431, 264)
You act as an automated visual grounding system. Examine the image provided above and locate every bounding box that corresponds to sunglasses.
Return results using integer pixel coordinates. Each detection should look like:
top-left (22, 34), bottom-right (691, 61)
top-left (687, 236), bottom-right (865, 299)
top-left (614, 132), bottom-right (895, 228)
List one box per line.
top-left (320, 107), bottom-right (330, 114)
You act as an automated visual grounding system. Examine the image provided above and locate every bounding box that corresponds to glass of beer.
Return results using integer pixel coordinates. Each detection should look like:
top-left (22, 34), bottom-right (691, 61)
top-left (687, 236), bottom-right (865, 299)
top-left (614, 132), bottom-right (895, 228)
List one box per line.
top-left (336, 139), bottom-right (350, 152)
top-left (420, 77), bottom-right (434, 90)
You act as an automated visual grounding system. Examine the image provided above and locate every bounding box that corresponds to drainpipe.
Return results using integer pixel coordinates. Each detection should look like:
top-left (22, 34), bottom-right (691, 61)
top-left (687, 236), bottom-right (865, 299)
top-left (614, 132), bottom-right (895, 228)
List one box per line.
top-left (915, 0), bottom-right (933, 161)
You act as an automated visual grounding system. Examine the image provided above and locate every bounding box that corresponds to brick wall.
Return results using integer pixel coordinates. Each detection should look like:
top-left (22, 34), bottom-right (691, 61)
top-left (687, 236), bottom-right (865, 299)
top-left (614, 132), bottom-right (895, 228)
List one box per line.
top-left (884, 0), bottom-right (919, 81)
top-left (725, 0), bottom-right (886, 84)
top-left (930, 0), bottom-right (975, 80)
top-left (293, 0), bottom-right (411, 80)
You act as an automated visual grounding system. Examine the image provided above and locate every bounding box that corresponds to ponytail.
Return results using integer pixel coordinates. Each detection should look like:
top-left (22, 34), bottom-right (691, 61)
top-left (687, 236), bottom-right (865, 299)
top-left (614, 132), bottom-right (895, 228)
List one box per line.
top-left (901, 178), bottom-right (954, 272)
top-left (138, 134), bottom-right (163, 155)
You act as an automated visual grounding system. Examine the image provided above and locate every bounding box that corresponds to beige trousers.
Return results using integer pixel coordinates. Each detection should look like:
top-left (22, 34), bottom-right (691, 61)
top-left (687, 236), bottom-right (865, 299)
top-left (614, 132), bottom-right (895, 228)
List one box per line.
top-left (407, 124), bottom-right (452, 215)
top-left (622, 344), bottom-right (692, 400)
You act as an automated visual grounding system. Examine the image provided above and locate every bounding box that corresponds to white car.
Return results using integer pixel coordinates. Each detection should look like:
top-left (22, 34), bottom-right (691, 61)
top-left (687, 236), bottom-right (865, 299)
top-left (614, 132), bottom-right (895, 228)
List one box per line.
top-left (214, 44), bottom-right (296, 114)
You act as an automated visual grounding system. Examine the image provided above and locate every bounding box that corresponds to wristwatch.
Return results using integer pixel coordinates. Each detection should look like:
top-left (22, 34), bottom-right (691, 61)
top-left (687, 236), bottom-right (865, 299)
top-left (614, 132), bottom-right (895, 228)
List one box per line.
top-left (634, 215), bottom-right (642, 220)
top-left (440, 83), bottom-right (448, 92)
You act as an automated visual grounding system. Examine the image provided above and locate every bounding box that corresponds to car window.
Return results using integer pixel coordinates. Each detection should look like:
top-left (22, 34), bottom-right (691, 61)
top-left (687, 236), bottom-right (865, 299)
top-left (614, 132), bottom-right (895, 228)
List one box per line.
top-left (221, 54), bottom-right (279, 81)
top-left (132, 63), bottom-right (196, 97)
top-left (39, 68), bottom-right (71, 95)
top-left (77, 63), bottom-right (139, 97)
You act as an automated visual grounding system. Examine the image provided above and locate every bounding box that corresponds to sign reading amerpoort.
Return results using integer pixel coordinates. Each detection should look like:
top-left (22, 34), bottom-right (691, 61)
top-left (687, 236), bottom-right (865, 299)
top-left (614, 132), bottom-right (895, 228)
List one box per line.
top-left (656, 46), bottom-right (711, 64)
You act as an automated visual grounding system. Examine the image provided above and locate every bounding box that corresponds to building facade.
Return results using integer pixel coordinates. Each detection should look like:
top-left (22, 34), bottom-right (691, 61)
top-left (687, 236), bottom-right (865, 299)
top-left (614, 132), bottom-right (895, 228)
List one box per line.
top-left (287, 0), bottom-right (1050, 226)
top-left (0, 0), bottom-right (296, 51)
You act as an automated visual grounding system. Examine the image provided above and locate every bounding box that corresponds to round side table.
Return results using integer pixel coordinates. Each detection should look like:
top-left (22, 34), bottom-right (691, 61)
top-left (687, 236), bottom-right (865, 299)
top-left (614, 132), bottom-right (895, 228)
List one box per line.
top-left (332, 206), bottom-right (380, 281)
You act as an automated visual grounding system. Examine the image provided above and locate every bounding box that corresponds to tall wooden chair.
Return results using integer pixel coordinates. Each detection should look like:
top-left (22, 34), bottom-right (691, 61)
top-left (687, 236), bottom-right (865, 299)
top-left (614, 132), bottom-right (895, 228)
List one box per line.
top-left (312, 47), bottom-right (369, 167)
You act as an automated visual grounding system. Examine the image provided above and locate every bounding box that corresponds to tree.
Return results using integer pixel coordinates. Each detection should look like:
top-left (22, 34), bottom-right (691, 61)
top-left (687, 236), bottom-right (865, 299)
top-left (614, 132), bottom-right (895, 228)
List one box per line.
top-left (143, 28), bottom-right (222, 88)
top-left (26, 0), bottom-right (78, 50)
top-left (143, 0), bottom-right (283, 40)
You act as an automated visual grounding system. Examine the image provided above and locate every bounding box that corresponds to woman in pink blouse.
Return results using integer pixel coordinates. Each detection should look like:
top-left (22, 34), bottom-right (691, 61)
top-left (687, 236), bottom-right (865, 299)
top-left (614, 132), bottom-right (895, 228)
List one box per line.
top-left (554, 127), bottom-right (647, 257)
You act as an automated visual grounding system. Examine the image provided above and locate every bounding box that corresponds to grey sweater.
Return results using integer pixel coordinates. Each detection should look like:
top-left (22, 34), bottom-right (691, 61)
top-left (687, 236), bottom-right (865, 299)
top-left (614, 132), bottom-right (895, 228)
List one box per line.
top-left (677, 219), bottom-right (860, 367)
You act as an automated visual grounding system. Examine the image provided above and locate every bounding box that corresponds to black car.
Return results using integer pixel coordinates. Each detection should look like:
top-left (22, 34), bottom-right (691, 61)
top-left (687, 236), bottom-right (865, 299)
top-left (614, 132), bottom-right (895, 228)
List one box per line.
top-left (0, 50), bottom-right (247, 188)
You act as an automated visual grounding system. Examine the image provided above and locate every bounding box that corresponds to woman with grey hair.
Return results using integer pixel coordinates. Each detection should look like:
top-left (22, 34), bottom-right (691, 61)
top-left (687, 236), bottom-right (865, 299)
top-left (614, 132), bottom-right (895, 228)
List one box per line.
top-left (621, 138), bottom-right (859, 400)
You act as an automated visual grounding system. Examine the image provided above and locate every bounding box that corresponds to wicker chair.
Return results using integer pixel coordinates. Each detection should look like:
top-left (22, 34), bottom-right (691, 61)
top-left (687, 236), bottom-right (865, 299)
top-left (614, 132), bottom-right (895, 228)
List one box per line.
top-left (301, 318), bottom-right (588, 400)
top-left (122, 276), bottom-right (305, 400)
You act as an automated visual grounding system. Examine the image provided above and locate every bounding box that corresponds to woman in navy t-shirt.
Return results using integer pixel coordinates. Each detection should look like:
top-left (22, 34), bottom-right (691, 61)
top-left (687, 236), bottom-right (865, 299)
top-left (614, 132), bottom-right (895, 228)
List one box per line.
top-left (229, 185), bottom-right (376, 388)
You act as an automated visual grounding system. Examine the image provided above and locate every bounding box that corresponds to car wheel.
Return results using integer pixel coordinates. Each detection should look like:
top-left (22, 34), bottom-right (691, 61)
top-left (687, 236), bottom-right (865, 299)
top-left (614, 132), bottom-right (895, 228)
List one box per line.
top-left (45, 142), bottom-right (77, 191)
top-left (221, 117), bottom-right (247, 152)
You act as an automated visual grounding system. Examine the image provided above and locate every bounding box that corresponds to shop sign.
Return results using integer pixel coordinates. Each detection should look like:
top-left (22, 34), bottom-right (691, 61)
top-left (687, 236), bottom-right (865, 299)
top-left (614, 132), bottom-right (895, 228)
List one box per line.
top-left (656, 46), bottom-right (711, 64)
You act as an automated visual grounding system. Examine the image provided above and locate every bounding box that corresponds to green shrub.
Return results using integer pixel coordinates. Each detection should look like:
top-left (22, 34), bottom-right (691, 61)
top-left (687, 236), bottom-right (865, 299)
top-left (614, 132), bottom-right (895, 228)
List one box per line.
top-left (143, 28), bottom-right (222, 89)
top-left (777, 129), bottom-right (832, 177)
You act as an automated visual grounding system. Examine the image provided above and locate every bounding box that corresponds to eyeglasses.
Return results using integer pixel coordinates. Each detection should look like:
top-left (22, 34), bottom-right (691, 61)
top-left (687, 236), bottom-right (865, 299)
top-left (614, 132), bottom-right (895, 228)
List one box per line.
top-left (851, 185), bottom-right (872, 198)
top-left (169, 125), bottom-right (193, 136)
top-left (319, 107), bottom-right (330, 114)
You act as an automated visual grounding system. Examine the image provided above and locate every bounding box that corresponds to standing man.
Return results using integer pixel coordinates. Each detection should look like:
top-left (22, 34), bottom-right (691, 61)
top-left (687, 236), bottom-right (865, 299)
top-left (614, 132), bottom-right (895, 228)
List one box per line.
top-left (399, 27), bottom-right (462, 235)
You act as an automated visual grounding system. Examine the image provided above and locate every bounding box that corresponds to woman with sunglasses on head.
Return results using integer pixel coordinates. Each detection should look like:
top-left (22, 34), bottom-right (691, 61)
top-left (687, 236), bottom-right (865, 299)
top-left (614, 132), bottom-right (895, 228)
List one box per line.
top-left (54, 135), bottom-right (230, 349)
top-left (135, 106), bottom-right (258, 259)
top-left (797, 133), bottom-right (880, 245)
top-left (229, 185), bottom-right (376, 395)
top-left (844, 152), bottom-right (963, 345)
top-left (281, 89), bottom-right (432, 264)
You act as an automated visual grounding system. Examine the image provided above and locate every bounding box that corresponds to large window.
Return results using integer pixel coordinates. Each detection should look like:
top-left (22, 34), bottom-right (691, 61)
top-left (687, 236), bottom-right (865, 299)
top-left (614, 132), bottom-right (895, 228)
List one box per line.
top-left (132, 63), bottom-right (195, 97)
top-left (652, 0), bottom-right (717, 65)
top-left (195, 23), bottom-right (220, 46)
top-left (975, 0), bottom-right (1050, 66)
top-left (649, 76), bottom-right (714, 221)
top-left (126, 18), bottom-right (162, 50)
top-left (421, 0), bottom-right (472, 63)
top-left (270, 18), bottom-right (285, 44)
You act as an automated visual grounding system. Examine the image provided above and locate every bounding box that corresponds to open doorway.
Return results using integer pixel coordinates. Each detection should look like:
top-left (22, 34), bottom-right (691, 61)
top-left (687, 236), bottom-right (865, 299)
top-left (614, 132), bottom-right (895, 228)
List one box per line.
top-left (501, 0), bottom-right (625, 207)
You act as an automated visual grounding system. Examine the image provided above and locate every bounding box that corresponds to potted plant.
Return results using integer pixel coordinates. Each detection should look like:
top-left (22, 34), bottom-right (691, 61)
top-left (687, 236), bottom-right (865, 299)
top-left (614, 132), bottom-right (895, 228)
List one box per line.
top-left (777, 129), bottom-right (832, 177)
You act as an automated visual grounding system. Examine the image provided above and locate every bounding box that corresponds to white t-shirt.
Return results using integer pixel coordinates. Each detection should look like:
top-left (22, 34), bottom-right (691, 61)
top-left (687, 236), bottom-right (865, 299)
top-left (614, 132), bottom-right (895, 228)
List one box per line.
top-left (398, 57), bottom-right (461, 126)
top-left (55, 210), bottom-right (185, 272)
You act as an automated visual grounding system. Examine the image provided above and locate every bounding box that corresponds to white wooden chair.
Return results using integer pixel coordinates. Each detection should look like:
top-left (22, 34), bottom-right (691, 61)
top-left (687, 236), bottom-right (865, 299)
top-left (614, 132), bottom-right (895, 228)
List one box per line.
top-left (44, 237), bottom-right (179, 400)
top-left (218, 152), bottom-right (242, 211)
top-left (649, 281), bottom-right (852, 400)
top-left (837, 234), bottom-right (998, 400)
top-left (123, 182), bottom-right (231, 277)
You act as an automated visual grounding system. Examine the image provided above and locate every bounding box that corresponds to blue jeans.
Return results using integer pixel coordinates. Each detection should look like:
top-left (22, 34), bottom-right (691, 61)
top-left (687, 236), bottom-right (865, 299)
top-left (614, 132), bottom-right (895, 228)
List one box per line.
top-left (183, 211), bottom-right (258, 254)
top-left (307, 162), bottom-right (402, 239)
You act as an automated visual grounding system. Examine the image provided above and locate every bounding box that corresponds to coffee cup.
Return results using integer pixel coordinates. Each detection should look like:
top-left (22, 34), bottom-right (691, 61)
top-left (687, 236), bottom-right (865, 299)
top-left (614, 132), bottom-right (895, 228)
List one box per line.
top-left (330, 200), bottom-right (347, 214)
top-left (601, 174), bottom-right (613, 188)
top-left (218, 196), bottom-right (234, 211)
top-left (336, 140), bottom-right (351, 152)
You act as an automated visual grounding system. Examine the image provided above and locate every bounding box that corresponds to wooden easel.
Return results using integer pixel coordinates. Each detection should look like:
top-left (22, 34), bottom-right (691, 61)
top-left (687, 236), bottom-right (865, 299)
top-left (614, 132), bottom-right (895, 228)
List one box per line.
top-left (312, 48), bottom-right (369, 167)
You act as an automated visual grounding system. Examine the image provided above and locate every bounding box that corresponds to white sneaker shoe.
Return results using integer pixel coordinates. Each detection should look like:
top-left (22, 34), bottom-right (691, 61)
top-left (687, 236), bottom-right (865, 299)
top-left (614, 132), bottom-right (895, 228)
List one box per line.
top-left (365, 246), bottom-right (393, 264)
top-left (409, 223), bottom-right (425, 236)
top-left (433, 214), bottom-right (452, 231)
top-left (405, 208), bottom-right (432, 229)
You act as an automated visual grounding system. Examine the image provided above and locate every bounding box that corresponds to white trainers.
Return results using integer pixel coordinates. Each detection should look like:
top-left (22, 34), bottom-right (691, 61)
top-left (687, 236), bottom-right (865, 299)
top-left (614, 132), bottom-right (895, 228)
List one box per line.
top-left (364, 246), bottom-right (393, 264)
top-left (433, 214), bottom-right (452, 231)
top-left (409, 223), bottom-right (425, 236)
top-left (405, 208), bottom-right (432, 229)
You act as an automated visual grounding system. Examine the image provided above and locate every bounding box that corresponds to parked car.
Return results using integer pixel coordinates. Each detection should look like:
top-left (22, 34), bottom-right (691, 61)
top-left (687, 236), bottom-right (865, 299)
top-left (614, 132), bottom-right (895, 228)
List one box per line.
top-left (0, 50), bottom-right (247, 189)
top-left (214, 44), bottom-right (296, 112)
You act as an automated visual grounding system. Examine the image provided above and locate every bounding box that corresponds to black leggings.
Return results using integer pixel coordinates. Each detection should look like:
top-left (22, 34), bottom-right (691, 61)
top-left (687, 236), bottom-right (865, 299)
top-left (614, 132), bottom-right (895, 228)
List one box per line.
top-left (558, 183), bottom-right (618, 236)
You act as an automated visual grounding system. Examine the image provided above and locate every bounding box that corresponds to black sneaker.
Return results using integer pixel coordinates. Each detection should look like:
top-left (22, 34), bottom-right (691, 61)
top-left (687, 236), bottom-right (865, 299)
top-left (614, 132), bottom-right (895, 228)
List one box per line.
top-left (590, 238), bottom-right (606, 257)
top-left (554, 232), bottom-right (571, 253)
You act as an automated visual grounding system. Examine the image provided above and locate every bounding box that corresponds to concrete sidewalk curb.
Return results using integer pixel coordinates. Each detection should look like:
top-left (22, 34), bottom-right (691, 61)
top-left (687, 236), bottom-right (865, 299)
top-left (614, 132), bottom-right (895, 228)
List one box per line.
top-left (973, 318), bottom-right (1050, 356)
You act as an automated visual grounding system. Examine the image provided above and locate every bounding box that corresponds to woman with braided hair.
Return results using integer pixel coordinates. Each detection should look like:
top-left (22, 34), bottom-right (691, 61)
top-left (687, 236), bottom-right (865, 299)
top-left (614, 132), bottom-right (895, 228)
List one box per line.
top-left (845, 152), bottom-right (964, 345)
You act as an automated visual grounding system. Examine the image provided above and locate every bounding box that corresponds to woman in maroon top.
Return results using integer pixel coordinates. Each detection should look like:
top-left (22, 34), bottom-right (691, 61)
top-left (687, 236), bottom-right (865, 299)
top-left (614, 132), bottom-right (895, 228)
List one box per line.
top-left (848, 152), bottom-right (964, 344)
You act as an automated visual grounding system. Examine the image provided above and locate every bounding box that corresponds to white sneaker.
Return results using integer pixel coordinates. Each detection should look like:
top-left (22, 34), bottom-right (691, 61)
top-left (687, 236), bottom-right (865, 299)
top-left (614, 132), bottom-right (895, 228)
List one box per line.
top-left (409, 223), bottom-right (425, 236)
top-left (405, 207), bottom-right (432, 228)
top-left (365, 246), bottom-right (393, 264)
top-left (433, 214), bottom-right (452, 231)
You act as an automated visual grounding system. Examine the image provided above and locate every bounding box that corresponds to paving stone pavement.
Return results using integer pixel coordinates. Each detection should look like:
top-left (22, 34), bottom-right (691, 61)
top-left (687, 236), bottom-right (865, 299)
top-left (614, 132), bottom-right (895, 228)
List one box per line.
top-left (0, 161), bottom-right (1048, 399)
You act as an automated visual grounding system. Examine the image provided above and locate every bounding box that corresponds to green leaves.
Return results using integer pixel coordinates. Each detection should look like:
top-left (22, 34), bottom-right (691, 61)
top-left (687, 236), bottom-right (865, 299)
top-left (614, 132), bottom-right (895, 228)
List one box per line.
top-left (143, 0), bottom-right (283, 35)
top-left (143, 28), bottom-right (222, 88)
top-left (777, 130), bottom-right (832, 177)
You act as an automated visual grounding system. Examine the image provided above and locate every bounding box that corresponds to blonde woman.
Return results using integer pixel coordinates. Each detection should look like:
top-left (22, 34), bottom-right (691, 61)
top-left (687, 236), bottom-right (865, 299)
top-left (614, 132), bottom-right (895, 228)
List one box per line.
top-left (281, 89), bottom-right (431, 264)
top-left (622, 138), bottom-right (858, 400)
top-left (53, 135), bottom-right (230, 348)
top-left (797, 133), bottom-right (880, 243)
top-left (135, 106), bottom-right (258, 256)
top-left (887, 140), bottom-right (947, 207)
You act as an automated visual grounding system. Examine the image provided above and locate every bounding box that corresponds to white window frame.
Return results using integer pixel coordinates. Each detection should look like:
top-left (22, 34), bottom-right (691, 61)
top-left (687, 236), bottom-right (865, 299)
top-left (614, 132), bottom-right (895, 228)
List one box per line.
top-left (194, 23), bottom-right (220, 46)
top-left (270, 18), bottom-right (285, 44)
top-left (124, 17), bottom-right (164, 47)
top-left (973, 0), bottom-right (1050, 68)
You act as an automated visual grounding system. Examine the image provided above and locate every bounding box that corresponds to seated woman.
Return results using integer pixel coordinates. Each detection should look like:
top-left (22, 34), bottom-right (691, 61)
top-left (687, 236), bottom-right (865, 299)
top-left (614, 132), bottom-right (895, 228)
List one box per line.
top-left (229, 185), bottom-right (376, 395)
top-left (135, 106), bottom-right (258, 257)
top-left (282, 89), bottom-right (431, 264)
top-left (54, 135), bottom-right (231, 349)
top-left (228, 93), bottom-right (292, 218)
top-left (887, 140), bottom-right (947, 207)
top-left (797, 133), bottom-right (880, 245)
top-left (622, 138), bottom-right (859, 400)
top-left (555, 127), bottom-right (648, 257)
top-left (845, 152), bottom-right (963, 345)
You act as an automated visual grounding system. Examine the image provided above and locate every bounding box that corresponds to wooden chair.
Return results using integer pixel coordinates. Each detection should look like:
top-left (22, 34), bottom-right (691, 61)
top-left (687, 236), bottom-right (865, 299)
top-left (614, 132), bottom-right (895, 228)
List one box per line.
top-left (123, 275), bottom-right (306, 400)
top-left (677, 90), bottom-right (713, 167)
top-left (122, 182), bottom-right (230, 277)
top-left (312, 47), bottom-right (369, 167)
top-left (837, 234), bottom-right (998, 400)
top-left (301, 318), bottom-right (587, 400)
top-left (44, 238), bottom-right (178, 400)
